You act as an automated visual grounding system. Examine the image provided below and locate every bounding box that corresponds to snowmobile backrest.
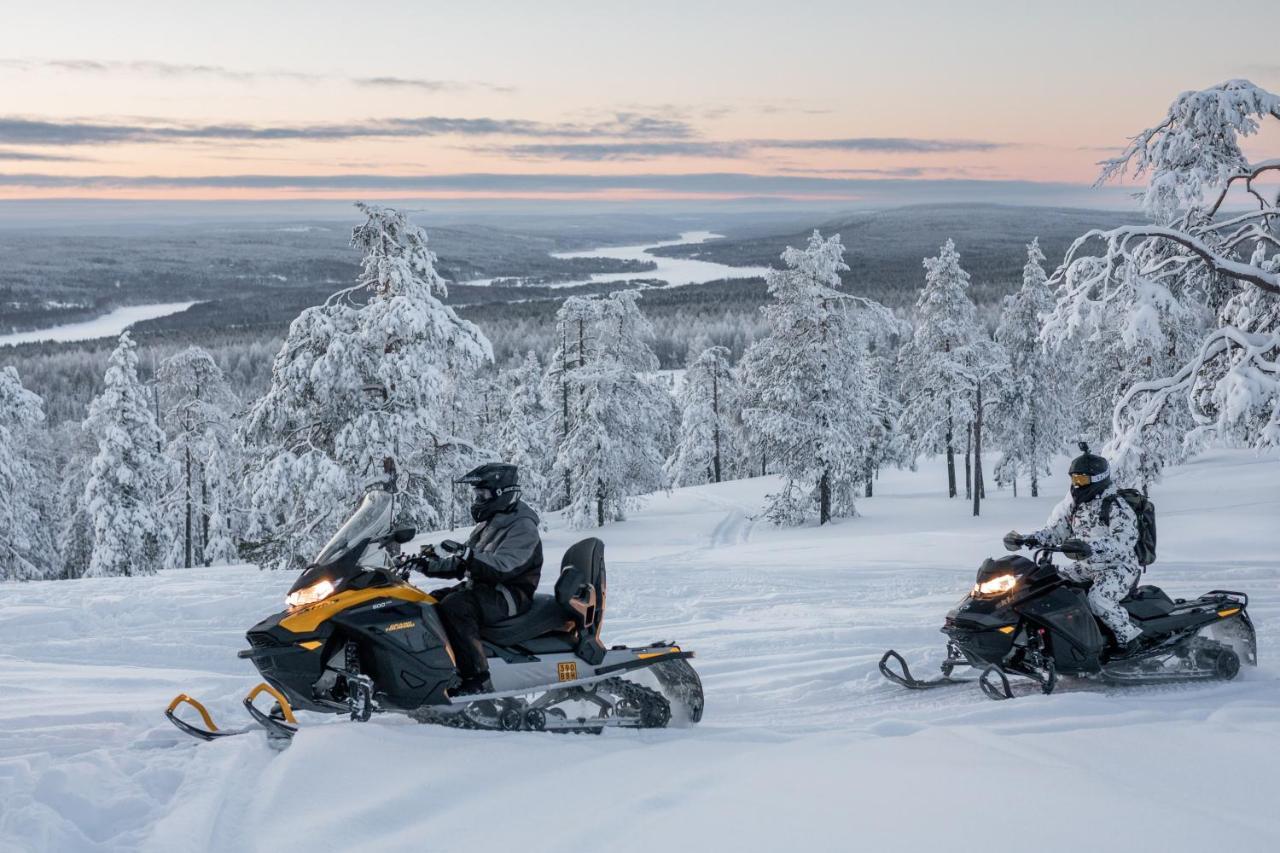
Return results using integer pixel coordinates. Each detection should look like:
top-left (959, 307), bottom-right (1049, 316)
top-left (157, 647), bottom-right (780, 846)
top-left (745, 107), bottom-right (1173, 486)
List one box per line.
top-left (555, 537), bottom-right (607, 665)
top-left (1102, 489), bottom-right (1157, 566)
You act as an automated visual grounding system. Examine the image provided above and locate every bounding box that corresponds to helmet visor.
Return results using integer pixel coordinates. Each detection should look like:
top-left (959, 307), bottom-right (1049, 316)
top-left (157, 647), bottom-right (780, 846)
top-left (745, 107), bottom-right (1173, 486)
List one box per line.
top-left (473, 487), bottom-right (494, 501)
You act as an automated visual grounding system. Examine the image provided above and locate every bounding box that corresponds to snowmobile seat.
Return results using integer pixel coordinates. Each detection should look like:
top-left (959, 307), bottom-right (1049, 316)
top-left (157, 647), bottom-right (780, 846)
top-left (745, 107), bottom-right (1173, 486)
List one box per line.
top-left (481, 594), bottom-right (576, 646)
top-left (1122, 585), bottom-right (1177, 620)
top-left (556, 538), bottom-right (608, 665)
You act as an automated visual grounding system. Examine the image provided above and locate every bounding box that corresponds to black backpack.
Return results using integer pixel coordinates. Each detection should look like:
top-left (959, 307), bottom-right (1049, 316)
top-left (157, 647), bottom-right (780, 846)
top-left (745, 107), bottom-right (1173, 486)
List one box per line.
top-left (1102, 489), bottom-right (1157, 566)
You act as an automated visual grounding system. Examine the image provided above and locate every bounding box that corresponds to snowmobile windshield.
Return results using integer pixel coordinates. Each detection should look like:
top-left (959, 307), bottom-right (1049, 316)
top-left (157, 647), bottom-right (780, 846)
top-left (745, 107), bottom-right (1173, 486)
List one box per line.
top-left (312, 489), bottom-right (394, 567)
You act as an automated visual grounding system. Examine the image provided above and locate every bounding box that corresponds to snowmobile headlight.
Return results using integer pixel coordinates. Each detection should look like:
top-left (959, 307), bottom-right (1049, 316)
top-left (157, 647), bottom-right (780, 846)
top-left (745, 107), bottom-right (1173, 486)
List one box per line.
top-left (286, 579), bottom-right (337, 609)
top-left (973, 574), bottom-right (1017, 598)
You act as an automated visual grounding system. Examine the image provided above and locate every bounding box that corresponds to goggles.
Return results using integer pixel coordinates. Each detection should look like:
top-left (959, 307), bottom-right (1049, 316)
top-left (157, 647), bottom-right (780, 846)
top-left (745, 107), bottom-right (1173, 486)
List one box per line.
top-left (472, 487), bottom-right (494, 501)
top-left (1069, 471), bottom-right (1107, 487)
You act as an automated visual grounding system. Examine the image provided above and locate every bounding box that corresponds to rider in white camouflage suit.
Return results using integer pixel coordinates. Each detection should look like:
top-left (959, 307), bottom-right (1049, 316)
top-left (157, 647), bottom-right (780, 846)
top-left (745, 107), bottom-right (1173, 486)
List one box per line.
top-left (1007, 447), bottom-right (1144, 652)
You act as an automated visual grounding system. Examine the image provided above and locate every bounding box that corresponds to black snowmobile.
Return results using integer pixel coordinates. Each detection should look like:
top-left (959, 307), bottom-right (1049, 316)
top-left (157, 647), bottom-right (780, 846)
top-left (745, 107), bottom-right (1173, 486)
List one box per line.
top-left (880, 536), bottom-right (1256, 700)
top-left (166, 484), bottom-right (703, 744)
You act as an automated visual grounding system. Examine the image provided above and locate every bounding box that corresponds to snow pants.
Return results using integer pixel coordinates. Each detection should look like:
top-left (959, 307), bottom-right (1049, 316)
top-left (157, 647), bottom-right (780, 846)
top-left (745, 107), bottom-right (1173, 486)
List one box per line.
top-left (432, 584), bottom-right (529, 678)
top-left (1061, 561), bottom-right (1143, 644)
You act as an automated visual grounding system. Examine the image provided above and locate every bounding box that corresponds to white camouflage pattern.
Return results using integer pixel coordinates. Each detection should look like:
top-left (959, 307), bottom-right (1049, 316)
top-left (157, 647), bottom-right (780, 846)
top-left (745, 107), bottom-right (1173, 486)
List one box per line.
top-left (1033, 484), bottom-right (1143, 643)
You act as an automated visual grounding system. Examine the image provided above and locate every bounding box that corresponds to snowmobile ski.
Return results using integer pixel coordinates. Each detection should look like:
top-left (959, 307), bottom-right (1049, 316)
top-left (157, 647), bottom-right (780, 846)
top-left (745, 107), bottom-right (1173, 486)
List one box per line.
top-left (165, 682), bottom-right (299, 745)
top-left (878, 649), bottom-right (975, 690)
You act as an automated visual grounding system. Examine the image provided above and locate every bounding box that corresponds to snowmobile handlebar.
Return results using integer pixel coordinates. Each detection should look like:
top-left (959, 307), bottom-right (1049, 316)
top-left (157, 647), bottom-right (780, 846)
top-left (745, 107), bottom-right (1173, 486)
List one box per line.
top-left (1005, 533), bottom-right (1092, 562)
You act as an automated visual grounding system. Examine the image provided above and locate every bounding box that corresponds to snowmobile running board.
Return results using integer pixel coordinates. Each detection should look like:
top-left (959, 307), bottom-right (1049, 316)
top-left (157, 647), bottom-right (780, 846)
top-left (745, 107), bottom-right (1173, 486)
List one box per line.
top-left (445, 649), bottom-right (696, 705)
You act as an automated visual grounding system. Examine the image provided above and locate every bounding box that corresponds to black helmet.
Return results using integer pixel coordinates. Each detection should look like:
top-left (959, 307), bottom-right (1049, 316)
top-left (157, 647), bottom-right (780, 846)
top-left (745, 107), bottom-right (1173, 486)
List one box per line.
top-left (456, 463), bottom-right (520, 523)
top-left (1068, 442), bottom-right (1111, 504)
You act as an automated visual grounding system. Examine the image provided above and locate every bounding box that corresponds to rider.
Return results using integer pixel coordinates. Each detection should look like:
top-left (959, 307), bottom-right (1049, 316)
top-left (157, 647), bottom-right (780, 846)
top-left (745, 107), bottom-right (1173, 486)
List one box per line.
top-left (415, 463), bottom-right (543, 695)
top-left (1005, 445), bottom-right (1144, 656)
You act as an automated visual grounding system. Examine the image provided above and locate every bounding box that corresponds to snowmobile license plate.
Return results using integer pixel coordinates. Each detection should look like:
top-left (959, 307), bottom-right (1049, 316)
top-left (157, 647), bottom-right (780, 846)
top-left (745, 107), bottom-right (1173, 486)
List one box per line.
top-left (558, 662), bottom-right (578, 682)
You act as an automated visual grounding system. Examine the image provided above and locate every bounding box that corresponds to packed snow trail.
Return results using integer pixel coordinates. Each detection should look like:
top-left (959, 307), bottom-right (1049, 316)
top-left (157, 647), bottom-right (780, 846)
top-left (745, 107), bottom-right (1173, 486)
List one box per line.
top-left (1, 451), bottom-right (1277, 852)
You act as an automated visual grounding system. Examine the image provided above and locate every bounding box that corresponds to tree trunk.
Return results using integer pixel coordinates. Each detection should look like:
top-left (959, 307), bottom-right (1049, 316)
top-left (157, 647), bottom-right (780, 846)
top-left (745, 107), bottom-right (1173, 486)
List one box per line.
top-left (819, 470), bottom-right (831, 525)
top-left (964, 422), bottom-right (972, 501)
top-left (1012, 476), bottom-right (1018, 499)
top-left (1029, 419), bottom-right (1039, 497)
top-left (711, 365), bottom-right (722, 483)
top-left (864, 458), bottom-right (874, 498)
top-left (945, 409), bottom-right (957, 498)
top-left (973, 383), bottom-right (984, 517)
top-left (184, 446), bottom-right (193, 568)
top-left (200, 464), bottom-right (210, 566)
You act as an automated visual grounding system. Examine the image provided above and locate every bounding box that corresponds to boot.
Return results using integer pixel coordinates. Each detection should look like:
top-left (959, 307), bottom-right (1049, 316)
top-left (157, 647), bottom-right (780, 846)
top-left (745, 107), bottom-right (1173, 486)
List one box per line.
top-left (451, 674), bottom-right (494, 697)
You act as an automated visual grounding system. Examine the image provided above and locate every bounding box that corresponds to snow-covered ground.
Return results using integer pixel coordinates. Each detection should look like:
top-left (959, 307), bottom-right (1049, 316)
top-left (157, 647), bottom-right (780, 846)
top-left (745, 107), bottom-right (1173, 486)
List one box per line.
top-left (0, 303), bottom-right (200, 348)
top-left (2, 450), bottom-right (1277, 852)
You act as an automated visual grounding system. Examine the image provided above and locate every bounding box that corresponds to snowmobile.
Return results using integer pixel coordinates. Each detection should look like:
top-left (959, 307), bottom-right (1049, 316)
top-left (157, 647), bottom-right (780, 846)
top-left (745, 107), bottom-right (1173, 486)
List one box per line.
top-left (879, 536), bottom-right (1256, 700)
top-left (165, 485), bottom-right (703, 744)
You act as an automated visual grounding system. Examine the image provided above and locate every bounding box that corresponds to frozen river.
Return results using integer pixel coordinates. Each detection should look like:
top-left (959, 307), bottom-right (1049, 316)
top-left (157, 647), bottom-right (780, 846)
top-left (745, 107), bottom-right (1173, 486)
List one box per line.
top-left (0, 301), bottom-right (200, 347)
top-left (468, 230), bottom-right (771, 289)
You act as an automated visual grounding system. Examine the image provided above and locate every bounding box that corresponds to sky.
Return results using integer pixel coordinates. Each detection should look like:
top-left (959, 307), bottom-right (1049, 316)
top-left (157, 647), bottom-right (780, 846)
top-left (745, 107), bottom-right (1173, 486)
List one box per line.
top-left (1, 0), bottom-right (1278, 209)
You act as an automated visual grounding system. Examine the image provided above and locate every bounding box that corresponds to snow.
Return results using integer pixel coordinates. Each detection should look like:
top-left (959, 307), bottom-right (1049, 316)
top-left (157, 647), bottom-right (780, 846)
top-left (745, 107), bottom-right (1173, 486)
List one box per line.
top-left (0, 303), bottom-right (201, 348)
top-left (1, 449), bottom-right (1277, 852)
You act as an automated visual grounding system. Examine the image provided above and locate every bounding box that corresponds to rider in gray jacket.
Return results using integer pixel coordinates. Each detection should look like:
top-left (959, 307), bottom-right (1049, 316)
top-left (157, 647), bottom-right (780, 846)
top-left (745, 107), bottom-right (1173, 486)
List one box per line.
top-left (417, 463), bottom-right (543, 695)
top-left (1007, 447), bottom-right (1144, 654)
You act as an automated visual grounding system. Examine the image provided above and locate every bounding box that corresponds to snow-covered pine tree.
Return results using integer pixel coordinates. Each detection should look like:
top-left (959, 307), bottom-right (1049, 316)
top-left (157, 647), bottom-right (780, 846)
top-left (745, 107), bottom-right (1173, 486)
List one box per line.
top-left (157, 346), bottom-right (239, 568)
top-left (541, 296), bottom-right (601, 510)
top-left (994, 239), bottom-right (1073, 497)
top-left (500, 351), bottom-right (553, 514)
top-left (83, 332), bottom-right (167, 578)
top-left (0, 367), bottom-right (56, 580)
top-left (52, 420), bottom-right (97, 579)
top-left (665, 344), bottom-right (739, 487)
top-left (1045, 80), bottom-right (1280, 472)
top-left (555, 290), bottom-right (671, 528)
top-left (241, 204), bottom-right (491, 568)
top-left (898, 239), bottom-right (981, 497)
top-left (738, 231), bottom-right (886, 525)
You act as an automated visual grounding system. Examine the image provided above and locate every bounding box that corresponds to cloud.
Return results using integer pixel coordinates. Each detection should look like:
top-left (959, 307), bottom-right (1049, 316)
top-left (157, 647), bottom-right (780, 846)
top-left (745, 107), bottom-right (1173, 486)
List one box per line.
top-left (0, 148), bottom-right (85, 162)
top-left (757, 137), bottom-right (1009, 153)
top-left (490, 141), bottom-right (748, 161)
top-left (479, 136), bottom-right (1009, 162)
top-left (0, 58), bottom-right (512, 93)
top-left (0, 112), bottom-right (696, 146)
top-left (353, 76), bottom-right (514, 94)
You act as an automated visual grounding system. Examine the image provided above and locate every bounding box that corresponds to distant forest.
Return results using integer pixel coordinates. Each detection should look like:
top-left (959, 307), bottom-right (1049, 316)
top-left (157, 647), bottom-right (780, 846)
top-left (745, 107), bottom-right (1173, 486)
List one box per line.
top-left (0, 204), bottom-right (1135, 426)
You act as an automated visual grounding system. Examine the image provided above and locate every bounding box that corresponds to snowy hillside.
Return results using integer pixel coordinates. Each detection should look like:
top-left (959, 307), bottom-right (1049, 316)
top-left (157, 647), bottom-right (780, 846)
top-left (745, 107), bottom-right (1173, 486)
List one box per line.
top-left (1, 450), bottom-right (1277, 852)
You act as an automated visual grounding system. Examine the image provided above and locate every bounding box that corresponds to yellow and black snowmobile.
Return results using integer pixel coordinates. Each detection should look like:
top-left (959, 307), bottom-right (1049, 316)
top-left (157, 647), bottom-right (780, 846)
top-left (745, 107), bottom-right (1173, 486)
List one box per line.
top-left (166, 485), bottom-right (703, 744)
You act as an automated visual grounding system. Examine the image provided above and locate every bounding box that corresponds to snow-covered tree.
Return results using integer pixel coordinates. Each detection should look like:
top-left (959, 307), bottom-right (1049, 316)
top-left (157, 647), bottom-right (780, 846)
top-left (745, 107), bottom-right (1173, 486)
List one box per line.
top-left (965, 337), bottom-right (1010, 516)
top-left (666, 345), bottom-right (740, 487)
top-left (898, 239), bottom-right (982, 496)
top-left (994, 239), bottom-right (1074, 496)
top-left (1044, 80), bottom-right (1280, 475)
top-left (52, 420), bottom-right (97, 579)
top-left (83, 332), bottom-right (167, 577)
top-left (739, 231), bottom-right (887, 525)
top-left (157, 346), bottom-right (240, 567)
top-left (554, 290), bottom-right (671, 528)
top-left (541, 296), bottom-right (600, 509)
top-left (500, 351), bottom-right (553, 514)
top-left (240, 204), bottom-right (491, 568)
top-left (0, 367), bottom-right (56, 580)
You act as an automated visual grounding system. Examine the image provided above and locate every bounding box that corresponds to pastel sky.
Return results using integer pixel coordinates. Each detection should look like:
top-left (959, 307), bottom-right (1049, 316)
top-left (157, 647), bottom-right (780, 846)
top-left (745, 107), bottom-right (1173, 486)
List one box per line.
top-left (1, 0), bottom-right (1278, 205)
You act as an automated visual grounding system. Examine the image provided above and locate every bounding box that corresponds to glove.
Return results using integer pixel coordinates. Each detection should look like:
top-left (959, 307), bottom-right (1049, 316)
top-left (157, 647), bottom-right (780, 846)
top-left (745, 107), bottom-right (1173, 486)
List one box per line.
top-left (1002, 531), bottom-right (1025, 552)
top-left (414, 554), bottom-right (464, 579)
